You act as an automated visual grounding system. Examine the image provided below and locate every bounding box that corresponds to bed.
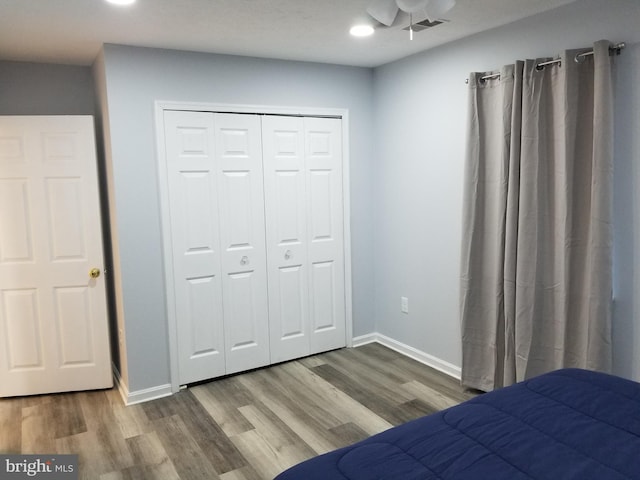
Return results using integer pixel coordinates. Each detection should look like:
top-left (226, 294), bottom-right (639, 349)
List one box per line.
top-left (274, 368), bottom-right (640, 479)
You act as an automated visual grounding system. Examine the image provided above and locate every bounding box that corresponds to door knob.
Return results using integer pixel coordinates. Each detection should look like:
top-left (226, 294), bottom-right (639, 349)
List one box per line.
top-left (89, 268), bottom-right (101, 279)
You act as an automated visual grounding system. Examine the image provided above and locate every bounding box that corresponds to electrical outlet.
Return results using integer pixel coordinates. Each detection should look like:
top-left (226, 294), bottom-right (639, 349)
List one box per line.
top-left (401, 296), bottom-right (409, 314)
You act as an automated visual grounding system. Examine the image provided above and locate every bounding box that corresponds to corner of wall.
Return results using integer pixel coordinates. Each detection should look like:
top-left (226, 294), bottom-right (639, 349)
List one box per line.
top-left (112, 363), bottom-right (172, 406)
top-left (92, 46), bottom-right (130, 393)
top-left (352, 333), bottom-right (461, 380)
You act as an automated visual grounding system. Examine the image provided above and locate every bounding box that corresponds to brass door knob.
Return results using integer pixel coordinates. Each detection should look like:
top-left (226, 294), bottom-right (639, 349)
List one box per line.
top-left (89, 268), bottom-right (101, 279)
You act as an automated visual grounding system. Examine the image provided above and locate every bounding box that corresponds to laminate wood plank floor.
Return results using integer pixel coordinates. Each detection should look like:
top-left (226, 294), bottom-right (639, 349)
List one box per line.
top-left (0, 343), bottom-right (477, 479)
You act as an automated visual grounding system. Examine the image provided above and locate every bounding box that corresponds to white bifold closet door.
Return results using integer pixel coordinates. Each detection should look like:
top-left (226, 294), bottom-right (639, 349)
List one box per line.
top-left (214, 114), bottom-right (270, 376)
top-left (164, 112), bottom-right (270, 385)
top-left (163, 110), bottom-right (345, 386)
top-left (262, 116), bottom-right (345, 364)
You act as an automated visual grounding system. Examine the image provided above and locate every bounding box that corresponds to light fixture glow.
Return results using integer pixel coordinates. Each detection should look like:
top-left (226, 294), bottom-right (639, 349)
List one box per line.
top-left (105, 0), bottom-right (136, 5)
top-left (350, 25), bottom-right (375, 37)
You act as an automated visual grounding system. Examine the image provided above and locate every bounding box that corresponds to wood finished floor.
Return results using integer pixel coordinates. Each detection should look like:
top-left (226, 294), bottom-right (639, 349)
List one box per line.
top-left (0, 343), bottom-right (476, 479)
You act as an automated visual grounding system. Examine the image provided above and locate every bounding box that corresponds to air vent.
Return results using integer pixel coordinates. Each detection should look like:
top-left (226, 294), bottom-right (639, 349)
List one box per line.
top-left (402, 18), bottom-right (445, 32)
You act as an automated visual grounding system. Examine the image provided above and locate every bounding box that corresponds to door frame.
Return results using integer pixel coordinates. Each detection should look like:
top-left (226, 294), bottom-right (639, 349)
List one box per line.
top-left (154, 101), bottom-right (353, 393)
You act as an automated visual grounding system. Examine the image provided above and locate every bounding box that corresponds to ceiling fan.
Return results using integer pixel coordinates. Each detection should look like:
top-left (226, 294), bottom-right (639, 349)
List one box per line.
top-left (367, 0), bottom-right (456, 27)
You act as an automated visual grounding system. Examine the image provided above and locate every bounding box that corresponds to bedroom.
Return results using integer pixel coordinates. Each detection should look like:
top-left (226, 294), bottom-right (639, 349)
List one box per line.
top-left (1, 0), bottom-right (639, 478)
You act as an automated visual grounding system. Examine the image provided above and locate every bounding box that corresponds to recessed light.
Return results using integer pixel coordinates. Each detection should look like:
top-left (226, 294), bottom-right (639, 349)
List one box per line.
top-left (106, 0), bottom-right (136, 5)
top-left (350, 25), bottom-right (375, 37)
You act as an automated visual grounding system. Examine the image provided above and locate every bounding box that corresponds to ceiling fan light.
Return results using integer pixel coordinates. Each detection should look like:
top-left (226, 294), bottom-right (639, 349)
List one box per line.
top-left (396, 0), bottom-right (429, 14)
top-left (350, 25), bottom-right (375, 37)
top-left (105, 0), bottom-right (136, 5)
top-left (366, 0), bottom-right (399, 26)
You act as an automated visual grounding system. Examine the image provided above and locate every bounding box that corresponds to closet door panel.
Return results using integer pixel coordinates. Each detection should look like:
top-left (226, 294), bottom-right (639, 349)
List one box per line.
top-left (310, 261), bottom-right (337, 330)
top-left (305, 118), bottom-right (346, 354)
top-left (262, 116), bottom-right (310, 363)
top-left (214, 114), bottom-right (270, 374)
top-left (164, 111), bottom-right (225, 384)
top-left (183, 275), bottom-right (222, 359)
top-left (277, 265), bottom-right (306, 336)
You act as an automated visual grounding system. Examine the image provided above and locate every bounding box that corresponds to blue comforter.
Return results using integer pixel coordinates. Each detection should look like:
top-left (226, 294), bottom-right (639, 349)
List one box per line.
top-left (275, 369), bottom-right (640, 479)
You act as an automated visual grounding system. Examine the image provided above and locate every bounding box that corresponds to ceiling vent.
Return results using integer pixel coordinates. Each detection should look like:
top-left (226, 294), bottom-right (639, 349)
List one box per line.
top-left (402, 18), bottom-right (445, 32)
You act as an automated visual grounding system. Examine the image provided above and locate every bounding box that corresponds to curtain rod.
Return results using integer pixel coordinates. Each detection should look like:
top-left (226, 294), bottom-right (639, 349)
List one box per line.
top-left (467, 42), bottom-right (626, 84)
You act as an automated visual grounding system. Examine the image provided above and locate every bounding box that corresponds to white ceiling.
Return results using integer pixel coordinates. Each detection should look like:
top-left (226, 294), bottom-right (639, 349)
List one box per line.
top-left (0, 0), bottom-right (577, 68)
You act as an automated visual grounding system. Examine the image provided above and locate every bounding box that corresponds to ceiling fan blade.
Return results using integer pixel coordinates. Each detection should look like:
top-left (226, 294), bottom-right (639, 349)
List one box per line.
top-left (366, 0), bottom-right (399, 26)
top-left (396, 0), bottom-right (429, 14)
top-left (423, 0), bottom-right (456, 20)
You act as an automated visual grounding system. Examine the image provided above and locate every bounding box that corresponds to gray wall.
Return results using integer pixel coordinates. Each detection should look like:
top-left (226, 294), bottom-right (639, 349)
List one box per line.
top-left (612, 39), bottom-right (640, 381)
top-left (96, 45), bottom-right (376, 392)
top-left (372, 0), bottom-right (640, 380)
top-left (0, 60), bottom-right (94, 115)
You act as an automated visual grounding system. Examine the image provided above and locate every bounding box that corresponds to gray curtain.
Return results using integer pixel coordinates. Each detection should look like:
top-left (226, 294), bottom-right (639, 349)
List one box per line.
top-left (460, 40), bottom-right (615, 392)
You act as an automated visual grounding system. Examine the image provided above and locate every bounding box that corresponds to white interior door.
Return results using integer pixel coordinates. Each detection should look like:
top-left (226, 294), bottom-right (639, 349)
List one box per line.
top-left (262, 116), bottom-right (310, 363)
top-left (164, 110), bottom-right (226, 384)
top-left (264, 116), bottom-right (346, 362)
top-left (0, 115), bottom-right (112, 397)
top-left (164, 110), bottom-right (345, 386)
top-left (305, 117), bottom-right (346, 354)
top-left (165, 111), bottom-right (271, 384)
top-left (214, 113), bottom-right (270, 375)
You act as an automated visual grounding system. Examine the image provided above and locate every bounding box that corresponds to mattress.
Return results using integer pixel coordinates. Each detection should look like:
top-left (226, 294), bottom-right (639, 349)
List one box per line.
top-left (274, 368), bottom-right (640, 479)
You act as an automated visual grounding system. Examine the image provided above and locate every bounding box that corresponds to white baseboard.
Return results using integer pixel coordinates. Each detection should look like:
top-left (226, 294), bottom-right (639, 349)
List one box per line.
top-left (111, 335), bottom-right (459, 405)
top-left (112, 364), bottom-right (173, 406)
top-left (351, 333), bottom-right (378, 347)
top-left (352, 332), bottom-right (461, 380)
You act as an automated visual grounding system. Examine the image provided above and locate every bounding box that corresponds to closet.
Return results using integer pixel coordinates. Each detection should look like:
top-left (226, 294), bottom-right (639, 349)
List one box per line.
top-left (162, 110), bottom-right (346, 385)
